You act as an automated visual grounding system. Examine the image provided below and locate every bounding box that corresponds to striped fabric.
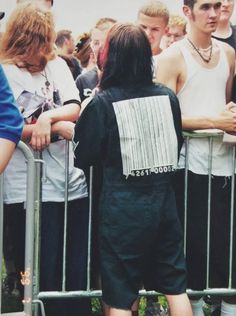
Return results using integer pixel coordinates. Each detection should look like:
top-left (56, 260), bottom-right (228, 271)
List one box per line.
top-left (113, 95), bottom-right (178, 177)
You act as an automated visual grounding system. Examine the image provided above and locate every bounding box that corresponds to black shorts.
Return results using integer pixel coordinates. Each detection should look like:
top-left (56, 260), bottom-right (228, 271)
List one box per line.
top-left (99, 181), bottom-right (187, 310)
top-left (173, 170), bottom-right (236, 290)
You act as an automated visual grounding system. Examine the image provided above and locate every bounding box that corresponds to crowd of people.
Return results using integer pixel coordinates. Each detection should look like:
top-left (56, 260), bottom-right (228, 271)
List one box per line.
top-left (0, 1), bottom-right (236, 316)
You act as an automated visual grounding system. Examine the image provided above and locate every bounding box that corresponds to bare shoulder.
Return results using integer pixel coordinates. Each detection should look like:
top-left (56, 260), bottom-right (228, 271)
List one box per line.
top-left (156, 42), bottom-right (184, 78)
top-left (215, 39), bottom-right (235, 60)
top-left (156, 42), bottom-right (185, 92)
top-left (157, 42), bottom-right (183, 66)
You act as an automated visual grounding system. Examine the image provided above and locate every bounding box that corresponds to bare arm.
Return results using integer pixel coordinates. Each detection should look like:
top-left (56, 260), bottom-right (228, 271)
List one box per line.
top-left (225, 43), bottom-right (235, 103)
top-left (27, 103), bottom-right (80, 151)
top-left (183, 45), bottom-right (236, 131)
top-left (156, 47), bottom-right (180, 93)
top-left (182, 107), bottom-right (236, 131)
top-left (0, 139), bottom-right (16, 174)
top-left (156, 44), bottom-right (236, 132)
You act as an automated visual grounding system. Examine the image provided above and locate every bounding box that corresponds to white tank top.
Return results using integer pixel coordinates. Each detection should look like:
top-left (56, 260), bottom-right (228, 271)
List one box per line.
top-left (177, 38), bottom-right (234, 176)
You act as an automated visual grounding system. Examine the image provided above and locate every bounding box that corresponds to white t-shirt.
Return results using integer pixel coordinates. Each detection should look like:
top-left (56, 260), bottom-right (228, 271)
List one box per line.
top-left (3, 57), bottom-right (88, 203)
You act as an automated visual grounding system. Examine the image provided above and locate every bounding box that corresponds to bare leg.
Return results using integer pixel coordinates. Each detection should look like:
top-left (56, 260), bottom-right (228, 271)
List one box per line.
top-left (131, 298), bottom-right (139, 315)
top-left (103, 302), bottom-right (110, 316)
top-left (166, 293), bottom-right (193, 316)
top-left (104, 299), bottom-right (138, 316)
top-left (109, 308), bottom-right (131, 316)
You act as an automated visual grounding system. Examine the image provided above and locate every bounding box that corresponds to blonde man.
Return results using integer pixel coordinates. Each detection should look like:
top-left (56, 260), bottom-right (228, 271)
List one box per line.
top-left (161, 15), bottom-right (187, 49)
top-left (137, 0), bottom-right (169, 73)
top-left (16, 0), bottom-right (53, 8)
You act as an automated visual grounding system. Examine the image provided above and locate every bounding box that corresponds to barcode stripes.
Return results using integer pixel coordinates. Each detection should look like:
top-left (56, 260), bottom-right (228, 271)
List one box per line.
top-left (113, 95), bottom-right (178, 177)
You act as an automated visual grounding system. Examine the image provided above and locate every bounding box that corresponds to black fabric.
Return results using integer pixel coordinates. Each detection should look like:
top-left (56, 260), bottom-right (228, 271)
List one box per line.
top-left (74, 84), bottom-right (183, 171)
top-left (74, 83), bottom-right (186, 309)
top-left (212, 25), bottom-right (236, 53)
top-left (173, 170), bottom-right (236, 290)
top-left (3, 199), bottom-right (91, 316)
top-left (75, 67), bottom-right (99, 102)
top-left (212, 25), bottom-right (236, 102)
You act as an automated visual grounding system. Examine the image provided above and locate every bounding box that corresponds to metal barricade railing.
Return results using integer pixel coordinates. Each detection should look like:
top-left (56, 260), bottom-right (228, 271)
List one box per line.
top-left (0, 141), bottom-right (45, 316)
top-left (183, 131), bottom-right (236, 297)
top-left (1, 132), bottom-right (236, 316)
top-left (37, 131), bottom-right (236, 305)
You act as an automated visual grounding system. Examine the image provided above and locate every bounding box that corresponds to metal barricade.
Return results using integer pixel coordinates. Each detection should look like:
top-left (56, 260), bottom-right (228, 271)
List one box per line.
top-left (0, 141), bottom-right (45, 316)
top-left (183, 131), bottom-right (236, 297)
top-left (37, 131), bottom-right (236, 305)
top-left (1, 132), bottom-right (236, 316)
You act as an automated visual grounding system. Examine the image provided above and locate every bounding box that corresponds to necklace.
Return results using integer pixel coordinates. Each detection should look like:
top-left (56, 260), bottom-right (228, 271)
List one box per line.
top-left (187, 38), bottom-right (213, 63)
top-left (40, 71), bottom-right (50, 89)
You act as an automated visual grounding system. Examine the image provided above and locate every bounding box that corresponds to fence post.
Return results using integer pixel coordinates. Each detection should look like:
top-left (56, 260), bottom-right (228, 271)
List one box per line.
top-left (16, 141), bottom-right (36, 316)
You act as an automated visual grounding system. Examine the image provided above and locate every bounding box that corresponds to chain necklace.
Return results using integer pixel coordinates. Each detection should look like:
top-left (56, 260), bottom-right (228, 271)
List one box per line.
top-left (40, 70), bottom-right (50, 89)
top-left (187, 38), bottom-right (213, 63)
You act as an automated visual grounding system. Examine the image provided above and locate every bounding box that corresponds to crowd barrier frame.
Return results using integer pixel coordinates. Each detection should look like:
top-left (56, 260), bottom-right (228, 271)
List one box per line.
top-left (1, 132), bottom-right (236, 316)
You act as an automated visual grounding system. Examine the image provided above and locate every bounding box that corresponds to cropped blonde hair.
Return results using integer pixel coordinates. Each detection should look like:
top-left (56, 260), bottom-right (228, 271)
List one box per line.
top-left (169, 15), bottom-right (187, 32)
top-left (0, 2), bottom-right (55, 73)
top-left (138, 0), bottom-right (169, 24)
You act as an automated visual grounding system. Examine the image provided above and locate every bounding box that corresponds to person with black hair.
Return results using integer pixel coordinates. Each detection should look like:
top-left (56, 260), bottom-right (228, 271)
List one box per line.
top-left (73, 22), bottom-right (192, 316)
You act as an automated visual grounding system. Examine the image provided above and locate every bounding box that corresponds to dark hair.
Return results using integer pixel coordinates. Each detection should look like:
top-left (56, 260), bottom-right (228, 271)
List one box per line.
top-left (74, 33), bottom-right (92, 68)
top-left (184, 0), bottom-right (197, 8)
top-left (99, 23), bottom-right (153, 90)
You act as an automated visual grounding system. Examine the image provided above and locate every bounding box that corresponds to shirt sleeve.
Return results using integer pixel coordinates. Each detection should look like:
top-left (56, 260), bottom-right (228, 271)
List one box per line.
top-left (73, 96), bottom-right (107, 170)
top-left (0, 66), bottom-right (24, 144)
top-left (54, 57), bottom-right (81, 105)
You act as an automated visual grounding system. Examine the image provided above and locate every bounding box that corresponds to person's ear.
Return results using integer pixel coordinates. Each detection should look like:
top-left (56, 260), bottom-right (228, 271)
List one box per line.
top-left (164, 25), bottom-right (170, 35)
top-left (90, 52), bottom-right (97, 63)
top-left (183, 5), bottom-right (192, 18)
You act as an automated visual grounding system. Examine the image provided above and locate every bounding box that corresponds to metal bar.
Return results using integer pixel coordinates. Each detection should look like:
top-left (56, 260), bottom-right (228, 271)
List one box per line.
top-left (32, 300), bottom-right (46, 316)
top-left (32, 153), bottom-right (44, 316)
top-left (37, 288), bottom-right (236, 300)
top-left (62, 141), bottom-right (69, 292)
top-left (86, 166), bottom-right (93, 291)
top-left (184, 137), bottom-right (189, 255)
top-left (206, 137), bottom-right (213, 289)
top-left (229, 146), bottom-right (236, 288)
top-left (16, 141), bottom-right (36, 316)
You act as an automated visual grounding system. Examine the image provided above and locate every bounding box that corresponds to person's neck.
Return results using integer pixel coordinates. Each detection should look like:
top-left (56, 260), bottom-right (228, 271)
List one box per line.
top-left (152, 46), bottom-right (162, 56)
top-left (213, 20), bottom-right (232, 38)
top-left (187, 30), bottom-right (212, 49)
top-left (57, 47), bottom-right (71, 57)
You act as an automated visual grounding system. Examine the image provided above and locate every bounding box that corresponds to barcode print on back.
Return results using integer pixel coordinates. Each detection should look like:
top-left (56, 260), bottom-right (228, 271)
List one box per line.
top-left (112, 95), bottom-right (178, 177)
